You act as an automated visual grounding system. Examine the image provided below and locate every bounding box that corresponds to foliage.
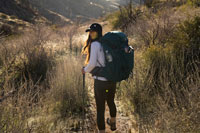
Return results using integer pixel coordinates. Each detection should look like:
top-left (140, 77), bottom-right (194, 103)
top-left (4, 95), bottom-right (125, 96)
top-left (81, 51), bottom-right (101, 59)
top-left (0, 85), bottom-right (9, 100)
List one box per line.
top-left (119, 15), bottom-right (200, 132)
top-left (143, 0), bottom-right (160, 8)
top-left (109, 2), bottom-right (142, 32)
top-left (187, 0), bottom-right (200, 7)
top-left (0, 24), bottom-right (89, 132)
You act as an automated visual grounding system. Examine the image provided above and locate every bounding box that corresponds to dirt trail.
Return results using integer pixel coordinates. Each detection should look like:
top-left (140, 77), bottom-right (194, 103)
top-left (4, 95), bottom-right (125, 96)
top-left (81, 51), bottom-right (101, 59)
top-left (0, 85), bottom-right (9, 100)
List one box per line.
top-left (85, 76), bottom-right (138, 133)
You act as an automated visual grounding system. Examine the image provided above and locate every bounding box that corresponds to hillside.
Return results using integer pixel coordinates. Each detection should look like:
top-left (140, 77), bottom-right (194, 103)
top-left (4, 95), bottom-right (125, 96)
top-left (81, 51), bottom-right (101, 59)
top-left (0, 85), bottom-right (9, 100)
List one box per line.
top-left (0, 0), bottom-right (133, 34)
top-left (0, 0), bottom-right (134, 25)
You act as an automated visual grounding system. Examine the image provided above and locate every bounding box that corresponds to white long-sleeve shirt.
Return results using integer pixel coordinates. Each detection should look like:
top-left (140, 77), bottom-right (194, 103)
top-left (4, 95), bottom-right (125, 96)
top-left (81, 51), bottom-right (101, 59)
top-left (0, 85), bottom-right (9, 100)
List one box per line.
top-left (84, 41), bottom-right (108, 81)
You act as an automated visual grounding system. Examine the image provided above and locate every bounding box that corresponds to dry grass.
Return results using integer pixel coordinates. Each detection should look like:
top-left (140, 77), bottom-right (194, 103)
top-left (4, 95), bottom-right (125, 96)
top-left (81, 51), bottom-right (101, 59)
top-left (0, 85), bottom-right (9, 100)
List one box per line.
top-left (118, 49), bottom-right (200, 132)
top-left (112, 2), bottom-right (200, 132)
top-left (0, 23), bottom-right (89, 132)
top-left (117, 14), bottom-right (200, 133)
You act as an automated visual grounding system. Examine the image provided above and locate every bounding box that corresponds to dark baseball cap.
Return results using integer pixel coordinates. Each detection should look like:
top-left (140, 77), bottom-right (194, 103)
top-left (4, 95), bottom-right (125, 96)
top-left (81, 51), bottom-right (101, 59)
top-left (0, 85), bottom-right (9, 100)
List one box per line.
top-left (85, 23), bottom-right (102, 33)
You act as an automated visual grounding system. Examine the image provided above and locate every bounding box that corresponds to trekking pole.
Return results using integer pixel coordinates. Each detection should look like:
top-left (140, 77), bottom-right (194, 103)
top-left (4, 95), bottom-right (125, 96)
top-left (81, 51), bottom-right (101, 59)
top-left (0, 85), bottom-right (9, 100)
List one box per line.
top-left (82, 68), bottom-right (86, 133)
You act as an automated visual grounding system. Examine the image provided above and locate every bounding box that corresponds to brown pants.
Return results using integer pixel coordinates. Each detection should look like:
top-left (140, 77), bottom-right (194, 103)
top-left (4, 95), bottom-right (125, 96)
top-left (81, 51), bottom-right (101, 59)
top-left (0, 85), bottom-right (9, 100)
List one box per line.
top-left (94, 79), bottom-right (117, 130)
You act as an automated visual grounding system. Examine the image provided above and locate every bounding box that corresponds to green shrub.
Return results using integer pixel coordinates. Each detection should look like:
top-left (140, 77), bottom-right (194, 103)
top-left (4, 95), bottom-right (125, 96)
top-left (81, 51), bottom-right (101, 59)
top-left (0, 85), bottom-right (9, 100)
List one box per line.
top-left (120, 15), bottom-right (200, 132)
top-left (170, 16), bottom-right (200, 78)
top-left (142, 16), bottom-right (200, 109)
top-left (0, 27), bottom-right (54, 90)
top-left (16, 26), bottom-right (55, 85)
top-left (109, 2), bottom-right (142, 32)
top-left (22, 45), bottom-right (53, 83)
top-left (187, 0), bottom-right (200, 7)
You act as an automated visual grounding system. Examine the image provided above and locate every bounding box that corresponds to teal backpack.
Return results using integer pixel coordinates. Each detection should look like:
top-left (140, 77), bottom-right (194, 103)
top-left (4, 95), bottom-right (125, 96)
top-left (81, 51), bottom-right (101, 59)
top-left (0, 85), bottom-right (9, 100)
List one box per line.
top-left (90, 31), bottom-right (134, 82)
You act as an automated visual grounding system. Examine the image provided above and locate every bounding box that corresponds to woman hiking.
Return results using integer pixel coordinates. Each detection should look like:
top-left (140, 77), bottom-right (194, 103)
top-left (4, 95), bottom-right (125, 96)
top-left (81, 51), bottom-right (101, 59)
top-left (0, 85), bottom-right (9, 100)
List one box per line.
top-left (81, 23), bottom-right (117, 133)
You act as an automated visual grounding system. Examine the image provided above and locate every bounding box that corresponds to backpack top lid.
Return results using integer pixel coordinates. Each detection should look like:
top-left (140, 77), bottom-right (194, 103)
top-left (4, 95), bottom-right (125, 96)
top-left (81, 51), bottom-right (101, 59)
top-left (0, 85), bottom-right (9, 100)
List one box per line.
top-left (100, 31), bottom-right (128, 49)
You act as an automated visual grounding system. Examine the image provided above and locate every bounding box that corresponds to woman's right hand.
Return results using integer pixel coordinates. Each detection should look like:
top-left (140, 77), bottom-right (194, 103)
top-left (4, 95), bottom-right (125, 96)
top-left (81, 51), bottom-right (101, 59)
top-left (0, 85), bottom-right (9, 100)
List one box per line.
top-left (82, 67), bottom-right (85, 74)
